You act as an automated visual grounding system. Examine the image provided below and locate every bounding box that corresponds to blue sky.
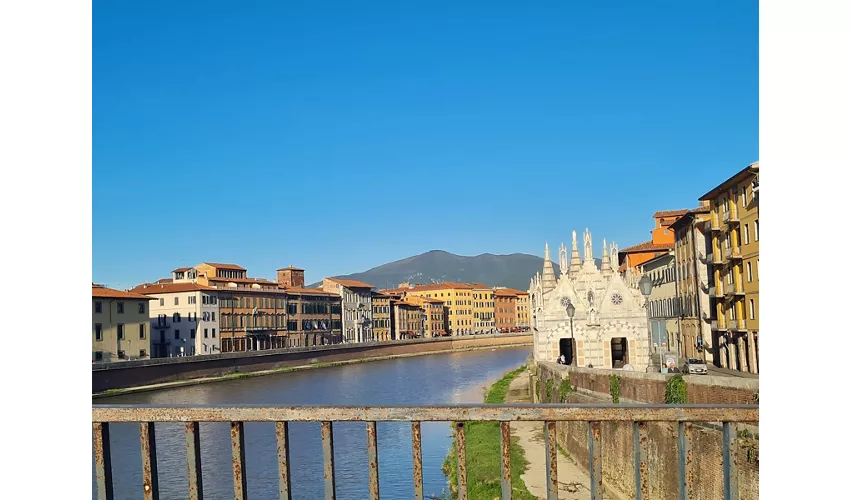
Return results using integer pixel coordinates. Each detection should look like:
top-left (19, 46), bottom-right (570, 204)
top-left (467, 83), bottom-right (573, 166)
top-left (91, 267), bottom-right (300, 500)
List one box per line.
top-left (93, 0), bottom-right (758, 289)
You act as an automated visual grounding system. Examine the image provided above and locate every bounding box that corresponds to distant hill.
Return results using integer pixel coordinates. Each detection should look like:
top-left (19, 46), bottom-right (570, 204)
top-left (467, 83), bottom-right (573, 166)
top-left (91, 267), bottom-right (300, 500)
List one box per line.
top-left (310, 250), bottom-right (602, 291)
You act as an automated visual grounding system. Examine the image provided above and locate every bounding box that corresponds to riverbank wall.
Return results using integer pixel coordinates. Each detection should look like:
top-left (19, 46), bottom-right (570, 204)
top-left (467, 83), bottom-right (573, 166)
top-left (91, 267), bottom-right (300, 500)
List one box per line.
top-left (533, 362), bottom-right (758, 500)
top-left (92, 333), bottom-right (532, 394)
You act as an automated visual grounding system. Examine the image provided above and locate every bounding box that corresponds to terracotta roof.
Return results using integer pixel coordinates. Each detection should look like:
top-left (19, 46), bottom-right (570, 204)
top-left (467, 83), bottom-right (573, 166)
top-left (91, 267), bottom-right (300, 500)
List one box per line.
top-left (130, 283), bottom-right (217, 294)
top-left (276, 265), bottom-right (304, 271)
top-left (326, 278), bottom-right (374, 289)
top-left (396, 301), bottom-right (423, 308)
top-left (618, 263), bottom-right (627, 273)
top-left (495, 288), bottom-right (528, 296)
top-left (618, 241), bottom-right (674, 254)
top-left (155, 278), bottom-right (174, 284)
top-left (470, 283), bottom-right (493, 290)
top-left (699, 162), bottom-right (760, 201)
top-left (213, 286), bottom-right (290, 295)
top-left (199, 262), bottom-right (246, 271)
top-left (92, 285), bottom-right (154, 300)
top-left (171, 267), bottom-right (193, 273)
top-left (691, 205), bottom-right (711, 214)
top-left (652, 209), bottom-right (689, 219)
top-left (402, 282), bottom-right (476, 292)
top-left (281, 286), bottom-right (337, 297)
top-left (207, 276), bottom-right (277, 285)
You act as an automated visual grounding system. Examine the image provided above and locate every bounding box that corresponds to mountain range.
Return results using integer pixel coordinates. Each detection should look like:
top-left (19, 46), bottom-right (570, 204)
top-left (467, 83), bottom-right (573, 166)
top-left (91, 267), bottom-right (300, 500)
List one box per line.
top-left (310, 250), bottom-right (602, 291)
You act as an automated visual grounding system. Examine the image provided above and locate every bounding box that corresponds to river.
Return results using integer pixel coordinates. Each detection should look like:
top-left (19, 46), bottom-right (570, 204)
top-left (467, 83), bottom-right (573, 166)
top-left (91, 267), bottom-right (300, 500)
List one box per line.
top-left (93, 346), bottom-right (530, 499)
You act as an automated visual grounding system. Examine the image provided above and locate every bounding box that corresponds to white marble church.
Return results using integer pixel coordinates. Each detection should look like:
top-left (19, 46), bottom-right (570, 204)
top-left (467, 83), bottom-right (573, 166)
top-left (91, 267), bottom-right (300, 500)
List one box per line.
top-left (529, 229), bottom-right (651, 371)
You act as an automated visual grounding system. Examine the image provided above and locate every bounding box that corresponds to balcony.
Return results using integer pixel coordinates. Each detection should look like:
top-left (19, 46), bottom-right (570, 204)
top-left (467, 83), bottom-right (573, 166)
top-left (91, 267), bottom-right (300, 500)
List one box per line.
top-left (724, 283), bottom-right (745, 299)
top-left (715, 282), bottom-right (724, 296)
top-left (92, 404), bottom-right (757, 500)
top-left (711, 251), bottom-right (723, 265)
top-left (729, 319), bottom-right (747, 331)
top-left (710, 214), bottom-right (721, 231)
top-left (722, 207), bottom-right (740, 224)
top-left (724, 248), bottom-right (743, 263)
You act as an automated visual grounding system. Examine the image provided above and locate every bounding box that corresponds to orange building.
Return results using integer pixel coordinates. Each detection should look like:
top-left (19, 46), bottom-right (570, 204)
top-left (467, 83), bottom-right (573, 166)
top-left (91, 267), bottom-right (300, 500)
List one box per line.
top-left (406, 296), bottom-right (447, 337)
top-left (494, 288), bottom-right (519, 331)
top-left (618, 210), bottom-right (689, 273)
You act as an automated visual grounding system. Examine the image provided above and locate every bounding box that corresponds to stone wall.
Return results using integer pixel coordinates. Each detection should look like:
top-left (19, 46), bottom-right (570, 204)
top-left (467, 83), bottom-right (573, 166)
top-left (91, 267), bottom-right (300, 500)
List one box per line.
top-left (535, 362), bottom-right (758, 500)
top-left (92, 333), bottom-right (532, 393)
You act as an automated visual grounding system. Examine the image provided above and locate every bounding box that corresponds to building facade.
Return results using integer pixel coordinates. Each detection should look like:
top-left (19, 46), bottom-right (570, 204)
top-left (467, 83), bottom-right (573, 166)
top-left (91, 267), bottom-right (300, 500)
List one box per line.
top-left (669, 206), bottom-right (714, 363)
top-left (398, 282), bottom-right (476, 335)
top-left (372, 293), bottom-right (392, 341)
top-left (130, 282), bottom-right (221, 357)
top-left (637, 253), bottom-right (680, 356)
top-left (406, 296), bottom-right (446, 337)
top-left (92, 285), bottom-right (154, 362)
top-left (494, 289), bottom-right (518, 331)
top-left (392, 300), bottom-right (423, 339)
top-left (699, 162), bottom-right (759, 373)
top-left (322, 278), bottom-right (374, 343)
top-left (472, 284), bottom-right (495, 333)
top-left (617, 210), bottom-right (689, 273)
top-left (515, 291), bottom-right (530, 328)
top-left (530, 230), bottom-right (651, 370)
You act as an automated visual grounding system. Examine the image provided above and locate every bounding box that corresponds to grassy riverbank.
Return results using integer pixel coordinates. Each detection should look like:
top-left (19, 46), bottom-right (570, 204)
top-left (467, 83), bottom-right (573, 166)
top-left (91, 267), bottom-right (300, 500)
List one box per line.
top-left (441, 366), bottom-right (535, 500)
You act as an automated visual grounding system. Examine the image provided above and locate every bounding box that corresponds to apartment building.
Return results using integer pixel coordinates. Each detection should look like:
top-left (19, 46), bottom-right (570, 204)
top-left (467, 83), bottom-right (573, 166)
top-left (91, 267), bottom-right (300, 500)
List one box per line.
top-left (393, 300), bottom-right (424, 339)
top-left (472, 284), bottom-right (495, 333)
top-left (405, 296), bottom-right (446, 337)
top-left (637, 252), bottom-right (680, 355)
top-left (282, 286), bottom-right (343, 347)
top-left (618, 210), bottom-right (689, 273)
top-left (322, 278), bottom-right (374, 343)
top-left (129, 282), bottom-right (221, 357)
top-left (494, 288), bottom-right (518, 331)
top-left (669, 205), bottom-right (714, 363)
top-left (515, 291), bottom-right (530, 328)
top-left (402, 282), bottom-right (475, 335)
top-left (372, 292), bottom-right (392, 341)
top-left (92, 285), bottom-right (154, 362)
top-left (699, 161), bottom-right (759, 373)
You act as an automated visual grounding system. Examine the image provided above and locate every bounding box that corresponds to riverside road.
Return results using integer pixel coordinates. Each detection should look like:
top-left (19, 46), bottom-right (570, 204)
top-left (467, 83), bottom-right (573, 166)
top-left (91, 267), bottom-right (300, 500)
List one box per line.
top-left (92, 346), bottom-right (530, 500)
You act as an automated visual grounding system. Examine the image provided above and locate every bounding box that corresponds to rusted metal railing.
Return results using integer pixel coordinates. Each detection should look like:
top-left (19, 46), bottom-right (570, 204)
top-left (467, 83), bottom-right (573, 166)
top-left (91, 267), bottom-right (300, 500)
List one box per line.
top-left (92, 404), bottom-right (757, 500)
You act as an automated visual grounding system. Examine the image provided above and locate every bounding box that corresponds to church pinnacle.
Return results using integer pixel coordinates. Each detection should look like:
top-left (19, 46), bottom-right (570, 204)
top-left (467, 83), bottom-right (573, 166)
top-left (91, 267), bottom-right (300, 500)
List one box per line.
top-left (569, 230), bottom-right (582, 277)
top-left (542, 242), bottom-right (557, 293)
top-left (602, 238), bottom-right (612, 275)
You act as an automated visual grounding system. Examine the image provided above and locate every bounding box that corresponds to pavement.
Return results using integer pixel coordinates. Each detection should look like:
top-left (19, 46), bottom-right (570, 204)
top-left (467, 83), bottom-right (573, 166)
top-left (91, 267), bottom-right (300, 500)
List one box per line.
top-left (705, 365), bottom-right (759, 379)
top-left (503, 374), bottom-right (628, 500)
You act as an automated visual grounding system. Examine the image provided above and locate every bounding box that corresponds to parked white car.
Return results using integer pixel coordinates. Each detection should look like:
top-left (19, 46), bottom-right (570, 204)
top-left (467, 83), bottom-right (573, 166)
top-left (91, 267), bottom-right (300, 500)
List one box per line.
top-left (683, 358), bottom-right (708, 375)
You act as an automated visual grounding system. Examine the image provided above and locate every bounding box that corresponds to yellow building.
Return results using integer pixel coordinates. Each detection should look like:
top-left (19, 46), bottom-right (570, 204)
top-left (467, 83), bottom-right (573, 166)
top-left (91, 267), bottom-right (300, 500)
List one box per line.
top-left (92, 284), bottom-right (156, 362)
top-left (385, 282), bottom-right (477, 335)
top-left (472, 284), bottom-right (495, 333)
top-left (371, 292), bottom-right (392, 341)
top-left (699, 161), bottom-right (759, 373)
top-left (514, 291), bottom-right (530, 329)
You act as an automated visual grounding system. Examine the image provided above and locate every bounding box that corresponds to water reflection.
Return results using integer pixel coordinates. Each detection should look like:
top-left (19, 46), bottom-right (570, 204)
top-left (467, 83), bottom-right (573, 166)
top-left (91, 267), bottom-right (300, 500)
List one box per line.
top-left (94, 347), bottom-right (529, 499)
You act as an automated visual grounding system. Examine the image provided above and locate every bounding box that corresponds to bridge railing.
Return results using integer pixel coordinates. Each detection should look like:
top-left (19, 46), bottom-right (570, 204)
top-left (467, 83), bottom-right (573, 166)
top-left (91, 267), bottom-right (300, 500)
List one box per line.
top-left (92, 404), bottom-right (758, 500)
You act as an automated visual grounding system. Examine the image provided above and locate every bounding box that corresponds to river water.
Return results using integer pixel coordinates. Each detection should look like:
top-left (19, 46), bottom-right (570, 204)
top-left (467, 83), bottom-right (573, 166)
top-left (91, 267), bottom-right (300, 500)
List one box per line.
top-left (93, 346), bottom-right (530, 500)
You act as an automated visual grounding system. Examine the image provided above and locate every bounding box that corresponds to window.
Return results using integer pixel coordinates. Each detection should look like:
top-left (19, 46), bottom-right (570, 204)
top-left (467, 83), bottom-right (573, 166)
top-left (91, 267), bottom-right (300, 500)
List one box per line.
top-left (117, 324), bottom-right (124, 340)
top-left (191, 328), bottom-right (196, 339)
top-left (173, 313), bottom-right (181, 322)
top-left (204, 328), bottom-right (209, 338)
top-left (94, 351), bottom-right (103, 361)
top-left (139, 324), bottom-right (146, 339)
top-left (741, 187), bottom-right (747, 207)
top-left (117, 302), bottom-right (124, 314)
top-left (744, 224), bottom-right (750, 244)
top-left (755, 219), bottom-right (759, 241)
top-left (95, 324), bottom-right (102, 341)
top-left (160, 298), bottom-right (164, 306)
top-left (189, 296), bottom-right (196, 305)
top-left (138, 302), bottom-right (145, 314)
top-left (139, 349), bottom-right (147, 358)
top-left (725, 233), bottom-right (731, 249)
top-left (212, 328), bottom-right (216, 338)
top-left (160, 331), bottom-right (165, 342)
top-left (95, 301), bottom-right (102, 313)
top-left (174, 330), bottom-right (180, 340)
top-left (749, 299), bottom-right (755, 320)
top-left (747, 262), bottom-right (753, 282)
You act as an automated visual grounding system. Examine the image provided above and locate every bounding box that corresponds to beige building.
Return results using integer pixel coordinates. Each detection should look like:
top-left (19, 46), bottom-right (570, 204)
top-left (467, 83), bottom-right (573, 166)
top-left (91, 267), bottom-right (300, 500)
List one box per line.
top-left (472, 284), bottom-right (495, 333)
top-left (515, 291), bottom-right (530, 328)
top-left (92, 284), bottom-right (155, 362)
top-left (393, 300), bottom-right (424, 339)
top-left (322, 278), bottom-right (375, 343)
top-left (371, 292), bottom-right (392, 341)
top-left (637, 252), bottom-right (680, 356)
top-left (130, 282), bottom-right (222, 357)
top-left (406, 296), bottom-right (446, 337)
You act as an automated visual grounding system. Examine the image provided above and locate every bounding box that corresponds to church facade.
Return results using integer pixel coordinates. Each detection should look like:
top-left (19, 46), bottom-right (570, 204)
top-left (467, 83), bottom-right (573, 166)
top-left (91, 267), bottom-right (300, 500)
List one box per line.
top-left (529, 229), bottom-right (652, 371)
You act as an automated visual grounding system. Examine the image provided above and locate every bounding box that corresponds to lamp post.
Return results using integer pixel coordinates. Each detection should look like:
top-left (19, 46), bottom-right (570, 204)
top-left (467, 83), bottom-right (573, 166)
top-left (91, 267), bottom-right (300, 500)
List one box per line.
top-left (638, 275), bottom-right (655, 372)
top-left (566, 302), bottom-right (576, 366)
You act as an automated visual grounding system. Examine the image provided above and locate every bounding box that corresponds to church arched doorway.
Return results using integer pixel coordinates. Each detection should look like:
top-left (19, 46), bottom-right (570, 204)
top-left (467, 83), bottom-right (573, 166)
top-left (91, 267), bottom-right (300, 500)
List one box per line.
top-left (559, 338), bottom-right (575, 365)
top-left (611, 337), bottom-right (629, 368)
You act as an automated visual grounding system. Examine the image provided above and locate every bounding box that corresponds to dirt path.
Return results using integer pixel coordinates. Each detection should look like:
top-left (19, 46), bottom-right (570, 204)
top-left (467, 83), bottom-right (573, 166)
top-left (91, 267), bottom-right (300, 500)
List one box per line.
top-left (504, 373), bottom-right (627, 500)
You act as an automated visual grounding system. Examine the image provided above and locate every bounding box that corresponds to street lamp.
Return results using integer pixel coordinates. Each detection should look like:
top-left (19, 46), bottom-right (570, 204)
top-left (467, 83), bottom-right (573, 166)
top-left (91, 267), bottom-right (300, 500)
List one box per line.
top-left (638, 275), bottom-right (655, 372)
top-left (566, 302), bottom-right (576, 366)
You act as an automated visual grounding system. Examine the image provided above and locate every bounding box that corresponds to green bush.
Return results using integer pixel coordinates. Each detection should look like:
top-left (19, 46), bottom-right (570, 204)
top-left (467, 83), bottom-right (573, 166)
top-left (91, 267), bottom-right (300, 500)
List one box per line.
top-left (545, 379), bottom-right (553, 402)
top-left (664, 374), bottom-right (688, 404)
top-left (609, 374), bottom-right (621, 404)
top-left (558, 377), bottom-right (573, 402)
